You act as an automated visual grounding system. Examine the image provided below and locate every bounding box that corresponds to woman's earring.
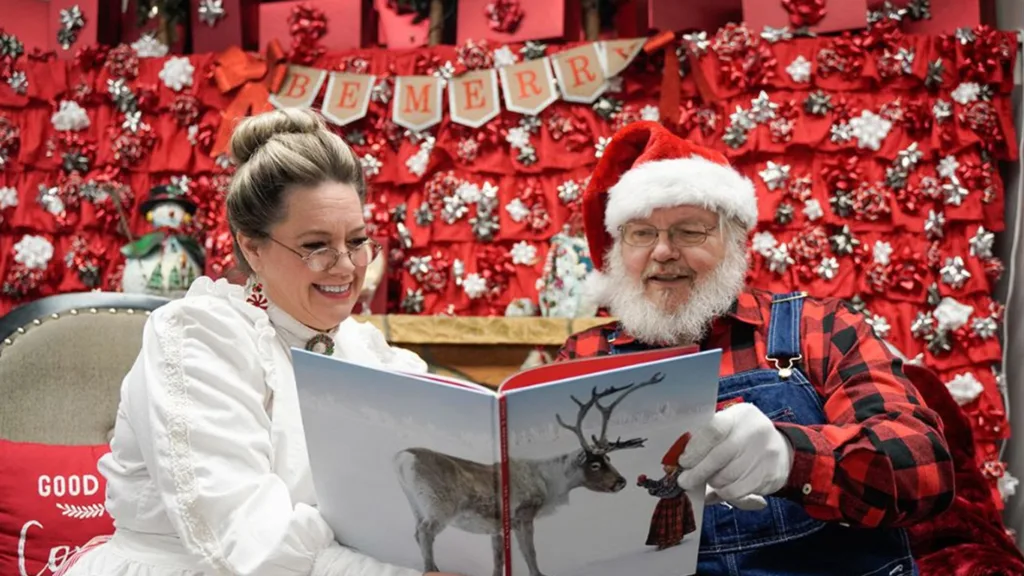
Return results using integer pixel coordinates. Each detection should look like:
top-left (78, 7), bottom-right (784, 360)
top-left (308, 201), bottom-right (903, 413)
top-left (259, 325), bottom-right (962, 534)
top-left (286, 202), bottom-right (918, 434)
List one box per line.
top-left (246, 281), bottom-right (269, 310)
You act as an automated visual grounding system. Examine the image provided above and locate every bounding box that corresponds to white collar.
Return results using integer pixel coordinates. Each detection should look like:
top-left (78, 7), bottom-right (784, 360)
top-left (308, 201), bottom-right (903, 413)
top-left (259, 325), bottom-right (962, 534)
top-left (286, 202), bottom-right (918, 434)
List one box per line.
top-left (264, 300), bottom-right (340, 354)
top-left (244, 278), bottom-right (339, 355)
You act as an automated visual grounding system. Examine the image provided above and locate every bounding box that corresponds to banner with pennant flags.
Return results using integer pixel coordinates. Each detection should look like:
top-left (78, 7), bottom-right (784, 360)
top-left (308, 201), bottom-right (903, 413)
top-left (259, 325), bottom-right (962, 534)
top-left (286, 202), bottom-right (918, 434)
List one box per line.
top-left (267, 38), bottom-right (647, 131)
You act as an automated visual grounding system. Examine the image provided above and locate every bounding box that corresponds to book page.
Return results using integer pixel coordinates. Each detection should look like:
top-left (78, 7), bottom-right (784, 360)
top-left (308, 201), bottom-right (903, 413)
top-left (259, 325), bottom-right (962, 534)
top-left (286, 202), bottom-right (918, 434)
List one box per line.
top-left (405, 371), bottom-right (496, 394)
top-left (499, 351), bottom-right (721, 576)
top-left (498, 345), bottom-right (698, 393)
top-left (292, 350), bottom-right (500, 576)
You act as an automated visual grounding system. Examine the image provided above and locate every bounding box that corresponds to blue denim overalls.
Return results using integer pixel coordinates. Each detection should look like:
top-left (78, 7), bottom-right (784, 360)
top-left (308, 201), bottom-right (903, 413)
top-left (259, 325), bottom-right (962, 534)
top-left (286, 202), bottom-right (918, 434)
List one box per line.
top-left (609, 292), bottom-right (917, 576)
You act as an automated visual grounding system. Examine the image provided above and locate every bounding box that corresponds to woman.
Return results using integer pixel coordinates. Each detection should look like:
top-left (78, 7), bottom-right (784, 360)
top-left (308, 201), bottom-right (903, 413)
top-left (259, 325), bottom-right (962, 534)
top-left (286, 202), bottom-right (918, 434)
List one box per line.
top-left (61, 109), bottom-right (457, 576)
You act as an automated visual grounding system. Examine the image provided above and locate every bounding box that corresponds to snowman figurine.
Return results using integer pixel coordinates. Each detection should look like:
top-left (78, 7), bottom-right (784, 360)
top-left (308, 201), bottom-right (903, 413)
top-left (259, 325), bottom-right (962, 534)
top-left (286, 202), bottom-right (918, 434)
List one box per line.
top-left (120, 184), bottom-right (206, 298)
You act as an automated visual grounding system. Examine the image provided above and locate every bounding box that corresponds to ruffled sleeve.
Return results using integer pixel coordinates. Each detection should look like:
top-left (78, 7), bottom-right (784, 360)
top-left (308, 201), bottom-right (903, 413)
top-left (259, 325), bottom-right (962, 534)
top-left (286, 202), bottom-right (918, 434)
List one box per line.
top-left (123, 278), bottom-right (420, 576)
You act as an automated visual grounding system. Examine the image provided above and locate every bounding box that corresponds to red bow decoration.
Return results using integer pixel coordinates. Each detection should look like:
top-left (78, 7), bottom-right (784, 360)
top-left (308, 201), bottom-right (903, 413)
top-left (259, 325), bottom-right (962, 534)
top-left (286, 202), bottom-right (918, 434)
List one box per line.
top-left (781, 0), bottom-right (826, 28)
top-left (210, 40), bottom-right (288, 158)
top-left (484, 0), bottom-right (524, 34)
top-left (288, 3), bottom-right (328, 65)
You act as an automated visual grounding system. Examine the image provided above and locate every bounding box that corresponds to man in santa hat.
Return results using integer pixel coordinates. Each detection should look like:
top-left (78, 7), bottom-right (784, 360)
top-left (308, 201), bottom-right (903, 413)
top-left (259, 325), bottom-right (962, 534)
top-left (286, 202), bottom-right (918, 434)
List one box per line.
top-left (557, 121), bottom-right (954, 575)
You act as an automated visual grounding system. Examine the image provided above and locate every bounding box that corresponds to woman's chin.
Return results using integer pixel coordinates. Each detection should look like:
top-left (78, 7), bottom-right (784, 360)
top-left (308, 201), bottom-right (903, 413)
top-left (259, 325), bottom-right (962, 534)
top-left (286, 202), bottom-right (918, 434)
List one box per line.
top-left (318, 303), bottom-right (354, 326)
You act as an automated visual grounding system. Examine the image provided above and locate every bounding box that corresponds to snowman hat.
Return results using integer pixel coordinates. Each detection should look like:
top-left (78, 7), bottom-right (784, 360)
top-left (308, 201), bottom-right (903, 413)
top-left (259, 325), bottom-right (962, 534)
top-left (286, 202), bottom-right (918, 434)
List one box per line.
top-left (140, 183), bottom-right (197, 216)
top-left (581, 121), bottom-right (757, 273)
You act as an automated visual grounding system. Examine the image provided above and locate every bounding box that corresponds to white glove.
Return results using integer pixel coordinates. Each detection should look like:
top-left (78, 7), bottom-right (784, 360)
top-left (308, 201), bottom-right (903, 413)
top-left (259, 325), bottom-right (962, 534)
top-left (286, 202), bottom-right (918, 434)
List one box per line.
top-left (677, 403), bottom-right (795, 502)
top-left (704, 486), bottom-right (767, 510)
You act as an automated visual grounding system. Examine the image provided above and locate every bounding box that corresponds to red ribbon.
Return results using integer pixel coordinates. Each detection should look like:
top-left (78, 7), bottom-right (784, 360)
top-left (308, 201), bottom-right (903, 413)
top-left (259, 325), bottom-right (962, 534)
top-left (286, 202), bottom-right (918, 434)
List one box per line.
top-left (644, 32), bottom-right (680, 126)
top-left (210, 40), bottom-right (288, 158)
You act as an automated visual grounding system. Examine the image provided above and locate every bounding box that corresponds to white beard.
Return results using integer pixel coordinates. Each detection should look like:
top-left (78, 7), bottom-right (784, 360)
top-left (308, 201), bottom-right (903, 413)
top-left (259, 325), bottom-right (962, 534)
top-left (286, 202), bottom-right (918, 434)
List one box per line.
top-left (599, 242), bottom-right (749, 346)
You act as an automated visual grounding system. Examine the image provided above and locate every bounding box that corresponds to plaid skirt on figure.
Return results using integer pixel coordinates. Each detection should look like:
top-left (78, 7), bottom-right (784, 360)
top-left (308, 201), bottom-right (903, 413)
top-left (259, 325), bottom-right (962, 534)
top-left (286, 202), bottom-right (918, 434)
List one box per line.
top-left (646, 493), bottom-right (697, 547)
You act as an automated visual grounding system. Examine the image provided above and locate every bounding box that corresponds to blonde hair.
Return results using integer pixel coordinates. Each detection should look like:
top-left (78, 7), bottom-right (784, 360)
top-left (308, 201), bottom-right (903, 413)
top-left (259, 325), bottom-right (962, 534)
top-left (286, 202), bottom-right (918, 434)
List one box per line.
top-left (226, 108), bottom-right (366, 275)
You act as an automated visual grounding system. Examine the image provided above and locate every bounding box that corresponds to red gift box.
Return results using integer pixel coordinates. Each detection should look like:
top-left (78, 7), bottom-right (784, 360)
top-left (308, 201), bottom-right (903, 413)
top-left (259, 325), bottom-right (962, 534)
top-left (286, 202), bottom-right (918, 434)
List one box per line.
top-left (457, 0), bottom-right (582, 45)
top-left (259, 0), bottom-right (371, 53)
top-left (742, 0), bottom-right (868, 34)
top-left (0, 0), bottom-right (49, 53)
top-left (192, 0), bottom-right (260, 53)
top-left (648, 0), bottom-right (742, 33)
top-left (867, 0), bottom-right (996, 34)
top-left (375, 0), bottom-right (429, 48)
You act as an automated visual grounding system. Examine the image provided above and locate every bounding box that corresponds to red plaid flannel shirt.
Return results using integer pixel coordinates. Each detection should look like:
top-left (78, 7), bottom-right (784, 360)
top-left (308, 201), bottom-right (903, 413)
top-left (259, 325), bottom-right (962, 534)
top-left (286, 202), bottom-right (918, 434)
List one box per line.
top-left (556, 288), bottom-right (954, 528)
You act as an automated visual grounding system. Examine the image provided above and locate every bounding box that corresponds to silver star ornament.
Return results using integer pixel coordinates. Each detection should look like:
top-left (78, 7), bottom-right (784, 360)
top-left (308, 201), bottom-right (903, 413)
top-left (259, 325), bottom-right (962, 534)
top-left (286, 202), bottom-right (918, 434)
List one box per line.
top-left (829, 225), bottom-right (860, 256)
top-left (198, 0), bottom-right (225, 27)
top-left (910, 312), bottom-right (936, 339)
top-left (401, 288), bottom-right (425, 314)
top-left (866, 314), bottom-right (892, 339)
top-left (414, 203), bottom-right (433, 227)
top-left (817, 257), bottom-right (840, 280)
top-left (972, 316), bottom-right (998, 339)
top-left (804, 91), bottom-right (833, 115)
top-left (969, 226), bottom-right (995, 258)
top-left (7, 70), bottom-right (27, 95)
top-left (924, 210), bottom-right (945, 240)
top-left (940, 256), bottom-right (972, 290)
top-left (942, 178), bottom-right (969, 206)
top-left (759, 161), bottom-right (791, 191)
top-left (557, 180), bottom-right (581, 205)
top-left (761, 26), bottom-right (793, 44)
top-left (767, 245), bottom-right (795, 274)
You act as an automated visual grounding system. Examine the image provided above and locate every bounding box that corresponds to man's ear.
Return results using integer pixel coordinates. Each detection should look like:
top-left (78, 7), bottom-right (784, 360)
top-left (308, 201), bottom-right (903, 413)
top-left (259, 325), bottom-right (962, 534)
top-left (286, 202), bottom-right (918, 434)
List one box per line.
top-left (237, 233), bottom-right (266, 275)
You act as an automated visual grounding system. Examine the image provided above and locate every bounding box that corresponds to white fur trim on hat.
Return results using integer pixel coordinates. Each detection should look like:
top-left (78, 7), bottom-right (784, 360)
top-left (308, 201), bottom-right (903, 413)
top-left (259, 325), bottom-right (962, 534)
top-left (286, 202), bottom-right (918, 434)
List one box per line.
top-left (604, 157), bottom-right (757, 234)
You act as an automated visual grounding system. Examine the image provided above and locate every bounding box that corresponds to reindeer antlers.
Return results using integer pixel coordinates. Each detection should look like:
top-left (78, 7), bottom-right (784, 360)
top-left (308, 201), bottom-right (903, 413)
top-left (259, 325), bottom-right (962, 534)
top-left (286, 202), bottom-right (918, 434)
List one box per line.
top-left (555, 372), bottom-right (665, 454)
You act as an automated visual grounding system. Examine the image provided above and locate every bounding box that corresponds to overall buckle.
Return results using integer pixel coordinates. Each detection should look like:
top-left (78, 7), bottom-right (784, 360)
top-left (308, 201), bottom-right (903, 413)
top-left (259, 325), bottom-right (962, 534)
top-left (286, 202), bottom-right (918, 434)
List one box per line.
top-left (766, 354), bottom-right (802, 379)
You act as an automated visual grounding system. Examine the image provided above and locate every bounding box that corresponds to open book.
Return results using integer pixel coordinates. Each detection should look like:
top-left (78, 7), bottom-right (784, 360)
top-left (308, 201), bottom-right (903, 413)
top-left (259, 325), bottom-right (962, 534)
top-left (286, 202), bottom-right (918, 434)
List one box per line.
top-left (292, 346), bottom-right (722, 576)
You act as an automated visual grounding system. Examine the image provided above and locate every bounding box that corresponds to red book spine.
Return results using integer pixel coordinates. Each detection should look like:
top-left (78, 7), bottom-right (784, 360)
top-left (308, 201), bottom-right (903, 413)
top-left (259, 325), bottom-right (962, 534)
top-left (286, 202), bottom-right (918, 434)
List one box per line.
top-left (499, 394), bottom-right (512, 576)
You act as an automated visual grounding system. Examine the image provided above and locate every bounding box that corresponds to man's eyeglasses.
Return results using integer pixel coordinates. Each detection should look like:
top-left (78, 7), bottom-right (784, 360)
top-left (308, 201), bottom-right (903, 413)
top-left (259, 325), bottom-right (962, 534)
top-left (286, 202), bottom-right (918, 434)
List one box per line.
top-left (618, 222), bottom-right (718, 249)
top-left (270, 237), bottom-right (382, 272)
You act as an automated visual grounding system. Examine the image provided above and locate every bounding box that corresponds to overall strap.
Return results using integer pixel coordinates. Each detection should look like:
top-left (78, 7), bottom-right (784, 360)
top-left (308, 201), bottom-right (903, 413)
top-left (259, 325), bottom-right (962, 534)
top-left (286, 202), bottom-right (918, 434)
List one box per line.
top-left (766, 291), bottom-right (807, 378)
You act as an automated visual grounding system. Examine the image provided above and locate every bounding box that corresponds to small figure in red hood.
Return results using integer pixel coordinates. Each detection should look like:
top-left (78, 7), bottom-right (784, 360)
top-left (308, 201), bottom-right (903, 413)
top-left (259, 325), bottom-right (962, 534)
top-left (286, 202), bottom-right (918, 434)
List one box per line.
top-left (638, 432), bottom-right (697, 550)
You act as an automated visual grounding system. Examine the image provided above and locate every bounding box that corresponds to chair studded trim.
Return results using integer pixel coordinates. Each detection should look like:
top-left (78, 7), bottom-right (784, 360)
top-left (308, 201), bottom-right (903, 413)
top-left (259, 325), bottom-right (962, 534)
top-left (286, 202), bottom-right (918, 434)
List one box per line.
top-left (0, 292), bottom-right (172, 357)
top-left (0, 307), bottom-right (155, 357)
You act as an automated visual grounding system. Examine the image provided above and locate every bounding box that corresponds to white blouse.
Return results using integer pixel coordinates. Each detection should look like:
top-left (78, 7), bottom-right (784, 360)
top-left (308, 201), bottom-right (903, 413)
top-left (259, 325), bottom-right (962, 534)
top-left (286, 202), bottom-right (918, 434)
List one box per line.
top-left (73, 277), bottom-right (427, 576)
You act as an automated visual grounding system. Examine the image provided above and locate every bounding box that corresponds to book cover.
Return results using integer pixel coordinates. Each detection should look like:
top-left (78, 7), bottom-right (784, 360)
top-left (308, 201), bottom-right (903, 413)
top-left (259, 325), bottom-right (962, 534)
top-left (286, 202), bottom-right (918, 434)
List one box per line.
top-left (293, 348), bottom-right (721, 576)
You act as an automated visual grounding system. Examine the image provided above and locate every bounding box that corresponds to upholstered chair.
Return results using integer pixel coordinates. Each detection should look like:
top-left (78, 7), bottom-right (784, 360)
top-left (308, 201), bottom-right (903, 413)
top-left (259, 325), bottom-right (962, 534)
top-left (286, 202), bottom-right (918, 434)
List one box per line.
top-left (0, 293), bottom-right (170, 445)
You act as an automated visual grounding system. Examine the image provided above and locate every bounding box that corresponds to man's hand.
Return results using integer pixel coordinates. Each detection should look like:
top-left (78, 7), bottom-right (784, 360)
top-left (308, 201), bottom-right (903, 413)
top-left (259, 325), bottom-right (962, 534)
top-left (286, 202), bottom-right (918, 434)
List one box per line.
top-left (676, 403), bottom-right (794, 502)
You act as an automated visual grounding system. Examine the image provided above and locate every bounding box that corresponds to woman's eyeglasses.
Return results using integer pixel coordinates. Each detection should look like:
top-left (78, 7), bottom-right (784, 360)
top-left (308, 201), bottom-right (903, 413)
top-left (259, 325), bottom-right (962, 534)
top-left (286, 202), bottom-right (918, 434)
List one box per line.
top-left (270, 237), bottom-right (382, 272)
top-left (617, 223), bottom-right (718, 249)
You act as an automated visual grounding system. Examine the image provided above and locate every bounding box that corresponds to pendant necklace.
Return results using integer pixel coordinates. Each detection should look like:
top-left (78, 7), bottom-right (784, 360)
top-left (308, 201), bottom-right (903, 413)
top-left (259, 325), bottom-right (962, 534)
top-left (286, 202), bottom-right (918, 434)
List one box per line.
top-left (305, 331), bottom-right (336, 356)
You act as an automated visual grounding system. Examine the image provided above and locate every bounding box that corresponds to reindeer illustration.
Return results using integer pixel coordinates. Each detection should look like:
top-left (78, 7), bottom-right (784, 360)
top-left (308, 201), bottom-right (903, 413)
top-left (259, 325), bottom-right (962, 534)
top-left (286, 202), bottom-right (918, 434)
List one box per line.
top-left (394, 372), bottom-right (665, 576)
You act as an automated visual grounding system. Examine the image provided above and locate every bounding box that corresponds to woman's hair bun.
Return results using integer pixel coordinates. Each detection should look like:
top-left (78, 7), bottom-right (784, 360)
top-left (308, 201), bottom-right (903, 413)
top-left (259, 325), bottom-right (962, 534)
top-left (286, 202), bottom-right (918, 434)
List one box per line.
top-left (229, 108), bottom-right (325, 164)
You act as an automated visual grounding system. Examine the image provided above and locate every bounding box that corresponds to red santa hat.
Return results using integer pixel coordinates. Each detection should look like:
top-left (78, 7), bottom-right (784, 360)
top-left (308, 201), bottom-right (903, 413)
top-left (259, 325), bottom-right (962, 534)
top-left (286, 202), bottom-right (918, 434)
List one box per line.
top-left (662, 432), bottom-right (692, 467)
top-left (581, 121), bottom-right (757, 273)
